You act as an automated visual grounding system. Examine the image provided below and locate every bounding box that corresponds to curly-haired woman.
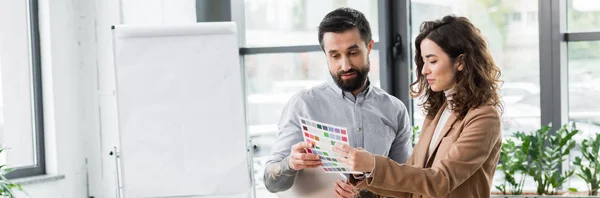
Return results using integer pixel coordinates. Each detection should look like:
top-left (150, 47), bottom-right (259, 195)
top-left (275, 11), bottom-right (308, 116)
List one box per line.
top-left (333, 15), bottom-right (503, 198)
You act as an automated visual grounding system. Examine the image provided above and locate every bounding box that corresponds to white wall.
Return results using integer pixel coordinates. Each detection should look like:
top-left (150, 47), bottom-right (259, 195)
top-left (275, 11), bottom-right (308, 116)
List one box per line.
top-left (12, 0), bottom-right (197, 197)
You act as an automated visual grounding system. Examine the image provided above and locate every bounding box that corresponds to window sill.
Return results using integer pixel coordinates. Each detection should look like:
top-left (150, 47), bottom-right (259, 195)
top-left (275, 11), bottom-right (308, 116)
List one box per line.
top-left (12, 174), bottom-right (65, 185)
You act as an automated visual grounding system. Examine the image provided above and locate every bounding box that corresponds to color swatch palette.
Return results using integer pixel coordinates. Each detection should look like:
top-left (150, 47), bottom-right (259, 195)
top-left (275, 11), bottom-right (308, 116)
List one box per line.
top-left (299, 117), bottom-right (361, 174)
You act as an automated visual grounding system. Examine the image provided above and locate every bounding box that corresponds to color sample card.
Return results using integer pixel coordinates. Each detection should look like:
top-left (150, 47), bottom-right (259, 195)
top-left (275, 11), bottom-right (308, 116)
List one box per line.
top-left (299, 117), bottom-right (361, 174)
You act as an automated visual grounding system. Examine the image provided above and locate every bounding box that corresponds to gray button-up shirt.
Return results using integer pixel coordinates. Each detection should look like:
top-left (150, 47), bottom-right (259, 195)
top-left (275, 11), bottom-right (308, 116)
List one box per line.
top-left (264, 81), bottom-right (413, 197)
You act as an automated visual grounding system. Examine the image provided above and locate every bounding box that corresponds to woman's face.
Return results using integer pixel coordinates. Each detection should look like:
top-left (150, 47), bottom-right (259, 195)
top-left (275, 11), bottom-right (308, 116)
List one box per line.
top-left (419, 38), bottom-right (464, 92)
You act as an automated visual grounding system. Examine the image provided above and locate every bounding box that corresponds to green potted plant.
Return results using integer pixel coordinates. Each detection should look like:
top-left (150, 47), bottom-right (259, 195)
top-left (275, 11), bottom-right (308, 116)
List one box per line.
top-left (495, 137), bottom-right (528, 195)
top-left (573, 133), bottom-right (600, 196)
top-left (493, 123), bottom-right (579, 197)
top-left (521, 123), bottom-right (577, 195)
top-left (412, 126), bottom-right (421, 147)
top-left (0, 148), bottom-right (23, 198)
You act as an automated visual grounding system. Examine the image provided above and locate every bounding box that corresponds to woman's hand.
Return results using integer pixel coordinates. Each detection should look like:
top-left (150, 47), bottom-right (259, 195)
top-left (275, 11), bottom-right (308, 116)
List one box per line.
top-left (332, 144), bottom-right (375, 173)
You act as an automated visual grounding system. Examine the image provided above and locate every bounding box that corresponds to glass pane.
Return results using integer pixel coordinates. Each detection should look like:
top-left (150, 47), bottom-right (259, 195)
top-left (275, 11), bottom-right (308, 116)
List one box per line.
top-left (0, 1), bottom-right (36, 168)
top-left (567, 41), bottom-right (600, 191)
top-left (567, 0), bottom-right (600, 32)
top-left (244, 0), bottom-right (379, 47)
top-left (247, 51), bottom-right (380, 197)
top-left (410, 0), bottom-right (541, 138)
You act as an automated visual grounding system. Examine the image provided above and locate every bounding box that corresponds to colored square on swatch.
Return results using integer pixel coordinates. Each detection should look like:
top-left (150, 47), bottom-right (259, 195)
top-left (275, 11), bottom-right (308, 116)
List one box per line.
top-left (324, 133), bottom-right (329, 138)
top-left (323, 126), bottom-right (328, 130)
top-left (341, 130), bottom-right (347, 135)
top-left (337, 136), bottom-right (342, 140)
top-left (331, 141), bottom-right (336, 146)
top-left (315, 136), bottom-right (320, 141)
top-left (342, 137), bottom-right (348, 142)
top-left (304, 132), bottom-right (309, 137)
top-left (309, 134), bottom-right (314, 139)
top-left (317, 124), bottom-right (322, 129)
top-left (303, 126), bottom-right (308, 131)
top-left (332, 158), bottom-right (337, 162)
top-left (340, 168), bottom-right (346, 171)
top-left (329, 128), bottom-right (334, 132)
top-left (315, 146), bottom-right (320, 149)
top-left (323, 152), bottom-right (329, 156)
top-left (332, 163), bottom-right (337, 166)
top-left (307, 149), bottom-right (312, 153)
top-left (335, 128), bottom-right (340, 133)
top-left (301, 119), bottom-right (306, 124)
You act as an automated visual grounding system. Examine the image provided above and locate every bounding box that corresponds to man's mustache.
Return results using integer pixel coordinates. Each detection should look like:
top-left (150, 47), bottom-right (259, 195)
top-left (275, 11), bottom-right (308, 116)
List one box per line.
top-left (338, 69), bottom-right (359, 76)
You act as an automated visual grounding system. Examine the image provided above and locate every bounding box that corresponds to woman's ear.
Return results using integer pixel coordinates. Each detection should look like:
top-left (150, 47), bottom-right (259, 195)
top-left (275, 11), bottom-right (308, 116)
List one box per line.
top-left (456, 54), bottom-right (465, 71)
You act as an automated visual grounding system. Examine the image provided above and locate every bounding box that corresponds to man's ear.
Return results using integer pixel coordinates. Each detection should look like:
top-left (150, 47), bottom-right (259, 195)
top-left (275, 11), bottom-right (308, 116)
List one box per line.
top-left (367, 40), bottom-right (374, 54)
top-left (456, 54), bottom-right (465, 71)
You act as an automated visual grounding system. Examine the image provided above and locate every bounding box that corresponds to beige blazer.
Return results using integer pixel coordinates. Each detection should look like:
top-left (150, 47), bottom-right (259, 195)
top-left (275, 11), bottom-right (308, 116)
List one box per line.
top-left (351, 103), bottom-right (502, 198)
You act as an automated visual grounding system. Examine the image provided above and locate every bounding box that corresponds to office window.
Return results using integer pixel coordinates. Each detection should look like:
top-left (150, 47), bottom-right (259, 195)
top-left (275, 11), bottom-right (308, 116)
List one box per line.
top-left (410, 0), bottom-right (541, 139)
top-left (567, 0), bottom-right (600, 32)
top-left (566, 41), bottom-right (600, 190)
top-left (244, 0), bottom-right (379, 47)
top-left (0, 0), bottom-right (44, 178)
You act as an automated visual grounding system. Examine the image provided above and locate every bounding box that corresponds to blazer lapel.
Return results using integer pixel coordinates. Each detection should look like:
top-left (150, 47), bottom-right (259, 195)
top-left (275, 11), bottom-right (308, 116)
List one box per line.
top-left (425, 105), bottom-right (458, 165)
top-left (415, 107), bottom-right (444, 168)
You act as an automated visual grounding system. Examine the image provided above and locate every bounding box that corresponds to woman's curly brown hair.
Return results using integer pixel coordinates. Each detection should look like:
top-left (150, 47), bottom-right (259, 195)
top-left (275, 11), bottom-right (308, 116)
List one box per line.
top-left (410, 15), bottom-right (502, 120)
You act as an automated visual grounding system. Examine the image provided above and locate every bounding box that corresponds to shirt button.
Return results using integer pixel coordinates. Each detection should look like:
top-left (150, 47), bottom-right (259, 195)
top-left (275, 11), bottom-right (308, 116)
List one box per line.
top-left (357, 127), bottom-right (362, 132)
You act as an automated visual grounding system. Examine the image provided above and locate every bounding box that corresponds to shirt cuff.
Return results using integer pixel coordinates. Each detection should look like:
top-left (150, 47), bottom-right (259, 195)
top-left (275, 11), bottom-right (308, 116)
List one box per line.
top-left (281, 156), bottom-right (299, 174)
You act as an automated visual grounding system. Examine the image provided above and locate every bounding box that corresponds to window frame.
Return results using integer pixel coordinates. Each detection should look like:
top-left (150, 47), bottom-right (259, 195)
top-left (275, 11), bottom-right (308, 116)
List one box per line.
top-left (5, 0), bottom-right (46, 179)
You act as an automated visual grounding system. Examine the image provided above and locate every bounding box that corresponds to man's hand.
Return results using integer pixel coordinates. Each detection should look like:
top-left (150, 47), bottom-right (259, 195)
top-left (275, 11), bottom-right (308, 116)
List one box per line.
top-left (333, 179), bottom-right (357, 198)
top-left (332, 144), bottom-right (375, 173)
top-left (288, 142), bottom-right (321, 170)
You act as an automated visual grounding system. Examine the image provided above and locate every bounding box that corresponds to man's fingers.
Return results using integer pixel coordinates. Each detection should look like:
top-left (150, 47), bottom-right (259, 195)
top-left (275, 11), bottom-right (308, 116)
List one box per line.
top-left (291, 142), bottom-right (314, 153)
top-left (334, 181), bottom-right (355, 197)
top-left (291, 152), bottom-right (320, 160)
top-left (333, 187), bottom-right (344, 198)
top-left (291, 159), bottom-right (321, 166)
top-left (334, 187), bottom-right (349, 198)
top-left (337, 180), bottom-right (355, 192)
top-left (297, 142), bottom-right (314, 149)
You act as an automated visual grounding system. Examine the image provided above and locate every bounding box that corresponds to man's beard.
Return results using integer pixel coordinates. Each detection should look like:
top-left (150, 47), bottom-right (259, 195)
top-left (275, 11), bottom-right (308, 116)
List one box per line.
top-left (330, 61), bottom-right (370, 92)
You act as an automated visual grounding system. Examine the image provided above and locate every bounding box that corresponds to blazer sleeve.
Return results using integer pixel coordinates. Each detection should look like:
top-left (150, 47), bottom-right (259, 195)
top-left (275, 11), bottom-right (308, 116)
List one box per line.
top-left (348, 135), bottom-right (420, 198)
top-left (358, 106), bottom-right (501, 197)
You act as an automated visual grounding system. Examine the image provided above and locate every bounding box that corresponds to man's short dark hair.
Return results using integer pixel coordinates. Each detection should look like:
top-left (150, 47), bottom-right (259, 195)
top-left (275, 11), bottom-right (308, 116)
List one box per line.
top-left (318, 7), bottom-right (372, 50)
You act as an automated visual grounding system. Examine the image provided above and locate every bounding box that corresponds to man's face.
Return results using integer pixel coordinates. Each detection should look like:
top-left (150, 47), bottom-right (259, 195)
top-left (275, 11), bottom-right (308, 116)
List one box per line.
top-left (322, 28), bottom-right (374, 92)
